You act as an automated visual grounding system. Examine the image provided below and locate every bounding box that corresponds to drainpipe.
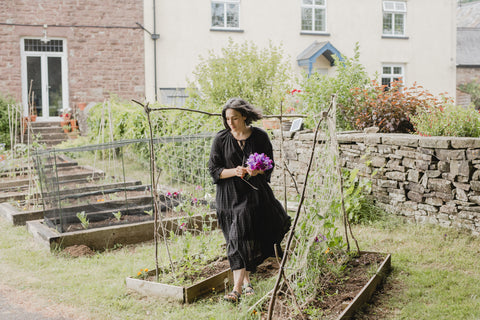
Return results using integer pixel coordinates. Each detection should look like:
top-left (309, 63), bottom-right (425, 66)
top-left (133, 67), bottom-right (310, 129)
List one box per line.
top-left (136, 0), bottom-right (160, 101)
top-left (152, 0), bottom-right (159, 101)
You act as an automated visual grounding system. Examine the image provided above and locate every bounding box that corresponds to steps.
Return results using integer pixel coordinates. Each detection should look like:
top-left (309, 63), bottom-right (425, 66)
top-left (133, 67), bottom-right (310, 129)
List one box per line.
top-left (23, 121), bottom-right (69, 147)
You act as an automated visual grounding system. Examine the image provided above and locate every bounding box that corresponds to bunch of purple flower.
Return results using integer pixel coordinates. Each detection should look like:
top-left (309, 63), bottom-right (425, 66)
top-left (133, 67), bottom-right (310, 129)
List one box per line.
top-left (246, 153), bottom-right (273, 171)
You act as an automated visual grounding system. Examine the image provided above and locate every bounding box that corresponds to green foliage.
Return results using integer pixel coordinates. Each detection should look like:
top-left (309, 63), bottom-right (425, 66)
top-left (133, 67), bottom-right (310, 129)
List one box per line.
top-left (0, 93), bottom-right (19, 149)
top-left (458, 79), bottom-right (480, 110)
top-left (410, 103), bottom-right (480, 137)
top-left (299, 42), bottom-right (370, 129)
top-left (76, 211), bottom-right (89, 229)
top-left (185, 38), bottom-right (292, 114)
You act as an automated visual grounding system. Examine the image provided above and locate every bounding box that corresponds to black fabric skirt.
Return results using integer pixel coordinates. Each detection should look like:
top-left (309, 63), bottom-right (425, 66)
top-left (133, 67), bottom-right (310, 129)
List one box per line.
top-left (216, 178), bottom-right (291, 272)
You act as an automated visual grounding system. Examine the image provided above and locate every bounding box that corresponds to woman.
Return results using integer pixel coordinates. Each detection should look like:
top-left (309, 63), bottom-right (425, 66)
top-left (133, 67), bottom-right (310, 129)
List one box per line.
top-left (208, 98), bottom-right (291, 303)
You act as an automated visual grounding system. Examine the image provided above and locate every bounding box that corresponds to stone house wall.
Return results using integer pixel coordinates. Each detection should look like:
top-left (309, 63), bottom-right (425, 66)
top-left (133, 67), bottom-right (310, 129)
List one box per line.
top-left (270, 130), bottom-right (480, 235)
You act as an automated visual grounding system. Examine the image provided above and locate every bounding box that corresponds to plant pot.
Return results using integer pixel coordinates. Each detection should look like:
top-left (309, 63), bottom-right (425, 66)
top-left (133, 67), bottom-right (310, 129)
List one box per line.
top-left (78, 102), bottom-right (87, 111)
top-left (70, 119), bottom-right (78, 131)
top-left (262, 118), bottom-right (280, 130)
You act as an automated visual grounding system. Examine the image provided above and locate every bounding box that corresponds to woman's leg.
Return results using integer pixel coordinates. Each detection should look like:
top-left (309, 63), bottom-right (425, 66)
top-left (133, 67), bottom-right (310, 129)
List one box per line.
top-left (243, 271), bottom-right (251, 286)
top-left (233, 268), bottom-right (246, 293)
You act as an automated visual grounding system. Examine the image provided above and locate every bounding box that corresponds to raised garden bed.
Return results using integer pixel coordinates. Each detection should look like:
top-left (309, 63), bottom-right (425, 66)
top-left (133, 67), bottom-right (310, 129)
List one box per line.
top-left (26, 211), bottom-right (217, 251)
top-left (126, 257), bottom-right (233, 303)
top-left (260, 251), bottom-right (391, 319)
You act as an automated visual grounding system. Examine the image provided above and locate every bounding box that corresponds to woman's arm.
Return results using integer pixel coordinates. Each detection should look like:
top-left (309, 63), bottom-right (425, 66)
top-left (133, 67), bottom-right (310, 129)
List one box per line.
top-left (220, 166), bottom-right (247, 179)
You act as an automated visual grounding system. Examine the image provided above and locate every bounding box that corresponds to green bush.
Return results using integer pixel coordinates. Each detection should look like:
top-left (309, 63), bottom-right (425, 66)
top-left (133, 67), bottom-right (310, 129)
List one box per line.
top-left (299, 43), bottom-right (370, 130)
top-left (186, 38), bottom-right (292, 115)
top-left (410, 103), bottom-right (480, 137)
top-left (458, 79), bottom-right (480, 110)
top-left (0, 93), bottom-right (19, 149)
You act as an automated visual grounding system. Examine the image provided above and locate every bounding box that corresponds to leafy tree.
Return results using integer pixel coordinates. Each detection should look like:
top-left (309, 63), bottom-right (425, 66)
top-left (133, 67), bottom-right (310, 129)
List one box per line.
top-left (299, 42), bottom-right (370, 129)
top-left (185, 38), bottom-right (292, 115)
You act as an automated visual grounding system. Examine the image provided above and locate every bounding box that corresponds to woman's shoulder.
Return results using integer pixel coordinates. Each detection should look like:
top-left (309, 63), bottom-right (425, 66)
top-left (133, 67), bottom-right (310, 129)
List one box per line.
top-left (213, 129), bottom-right (230, 141)
top-left (251, 126), bottom-right (270, 139)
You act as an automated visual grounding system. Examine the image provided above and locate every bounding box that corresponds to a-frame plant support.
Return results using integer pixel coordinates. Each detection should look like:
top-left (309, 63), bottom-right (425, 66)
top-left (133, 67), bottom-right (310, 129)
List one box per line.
top-left (266, 95), bottom-right (361, 319)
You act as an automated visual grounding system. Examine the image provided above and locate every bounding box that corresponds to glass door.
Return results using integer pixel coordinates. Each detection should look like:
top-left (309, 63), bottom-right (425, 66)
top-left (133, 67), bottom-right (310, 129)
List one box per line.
top-left (22, 39), bottom-right (68, 119)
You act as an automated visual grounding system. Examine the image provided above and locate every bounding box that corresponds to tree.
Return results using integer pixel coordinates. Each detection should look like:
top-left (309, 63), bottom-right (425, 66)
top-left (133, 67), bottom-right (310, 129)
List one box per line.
top-left (185, 38), bottom-right (292, 115)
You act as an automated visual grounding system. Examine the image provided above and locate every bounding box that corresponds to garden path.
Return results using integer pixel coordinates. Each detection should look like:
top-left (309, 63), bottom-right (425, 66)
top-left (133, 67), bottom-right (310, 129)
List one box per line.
top-left (0, 284), bottom-right (85, 320)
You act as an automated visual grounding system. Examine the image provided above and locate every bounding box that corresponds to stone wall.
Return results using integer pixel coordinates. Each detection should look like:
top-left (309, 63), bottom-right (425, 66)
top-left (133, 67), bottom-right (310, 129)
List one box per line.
top-left (270, 130), bottom-right (480, 235)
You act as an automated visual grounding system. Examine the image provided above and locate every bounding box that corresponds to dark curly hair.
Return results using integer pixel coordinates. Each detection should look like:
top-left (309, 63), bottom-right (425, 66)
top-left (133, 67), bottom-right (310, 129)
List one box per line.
top-left (221, 98), bottom-right (263, 130)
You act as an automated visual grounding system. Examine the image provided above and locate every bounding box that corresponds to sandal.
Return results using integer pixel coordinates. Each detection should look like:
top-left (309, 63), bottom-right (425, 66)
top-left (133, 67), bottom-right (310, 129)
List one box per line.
top-left (223, 290), bottom-right (241, 303)
top-left (242, 283), bottom-right (255, 296)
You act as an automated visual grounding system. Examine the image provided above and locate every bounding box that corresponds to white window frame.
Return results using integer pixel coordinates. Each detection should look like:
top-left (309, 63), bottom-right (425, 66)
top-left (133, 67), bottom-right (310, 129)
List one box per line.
top-left (301, 0), bottom-right (327, 34)
top-left (381, 64), bottom-right (405, 89)
top-left (20, 38), bottom-right (69, 119)
top-left (382, 1), bottom-right (406, 37)
top-left (211, 0), bottom-right (240, 30)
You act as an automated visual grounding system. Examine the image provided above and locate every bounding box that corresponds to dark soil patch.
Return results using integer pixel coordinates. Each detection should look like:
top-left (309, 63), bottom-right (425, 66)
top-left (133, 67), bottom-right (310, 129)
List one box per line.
top-left (61, 244), bottom-right (95, 258)
top-left (264, 252), bottom-right (387, 320)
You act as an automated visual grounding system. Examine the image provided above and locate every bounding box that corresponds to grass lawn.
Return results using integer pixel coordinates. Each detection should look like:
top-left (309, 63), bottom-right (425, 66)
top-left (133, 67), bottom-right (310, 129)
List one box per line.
top-left (0, 213), bottom-right (480, 319)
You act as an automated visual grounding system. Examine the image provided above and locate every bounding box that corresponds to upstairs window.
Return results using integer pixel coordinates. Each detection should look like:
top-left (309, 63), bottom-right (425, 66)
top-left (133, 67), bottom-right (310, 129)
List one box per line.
top-left (382, 64), bottom-right (404, 89)
top-left (383, 1), bottom-right (406, 36)
top-left (211, 0), bottom-right (240, 29)
top-left (301, 0), bottom-right (326, 33)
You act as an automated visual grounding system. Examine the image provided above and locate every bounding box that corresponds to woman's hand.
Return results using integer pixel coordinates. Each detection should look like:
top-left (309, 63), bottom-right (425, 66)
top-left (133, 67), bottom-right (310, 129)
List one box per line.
top-left (235, 166), bottom-right (248, 178)
top-left (246, 168), bottom-right (263, 177)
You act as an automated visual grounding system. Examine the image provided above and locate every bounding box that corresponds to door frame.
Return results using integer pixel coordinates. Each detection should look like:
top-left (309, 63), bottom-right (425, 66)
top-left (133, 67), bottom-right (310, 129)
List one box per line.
top-left (20, 37), bottom-right (69, 120)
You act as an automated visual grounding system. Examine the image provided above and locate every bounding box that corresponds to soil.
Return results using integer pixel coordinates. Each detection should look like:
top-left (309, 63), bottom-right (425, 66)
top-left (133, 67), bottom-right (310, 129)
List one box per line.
top-left (262, 252), bottom-right (387, 320)
top-left (61, 245), bottom-right (95, 258)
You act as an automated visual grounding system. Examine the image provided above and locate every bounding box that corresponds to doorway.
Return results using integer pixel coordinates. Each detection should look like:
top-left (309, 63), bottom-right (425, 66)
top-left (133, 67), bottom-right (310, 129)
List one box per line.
top-left (21, 39), bottom-right (69, 120)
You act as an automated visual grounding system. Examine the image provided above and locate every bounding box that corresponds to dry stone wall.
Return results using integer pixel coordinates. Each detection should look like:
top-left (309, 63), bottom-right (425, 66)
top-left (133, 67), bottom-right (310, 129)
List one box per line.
top-left (270, 130), bottom-right (480, 235)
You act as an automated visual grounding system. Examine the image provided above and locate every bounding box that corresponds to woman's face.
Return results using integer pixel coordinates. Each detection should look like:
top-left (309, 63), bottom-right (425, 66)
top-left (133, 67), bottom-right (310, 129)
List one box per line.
top-left (225, 108), bottom-right (247, 131)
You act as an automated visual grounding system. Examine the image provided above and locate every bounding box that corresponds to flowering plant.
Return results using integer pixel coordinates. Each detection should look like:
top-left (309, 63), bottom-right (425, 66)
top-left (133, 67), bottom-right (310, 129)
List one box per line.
top-left (246, 153), bottom-right (273, 171)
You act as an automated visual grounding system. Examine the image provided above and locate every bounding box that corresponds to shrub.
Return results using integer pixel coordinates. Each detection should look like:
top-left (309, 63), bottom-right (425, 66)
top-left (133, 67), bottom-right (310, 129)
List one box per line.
top-left (351, 80), bottom-right (448, 133)
top-left (299, 43), bottom-right (370, 130)
top-left (185, 38), bottom-right (292, 115)
top-left (458, 79), bottom-right (480, 110)
top-left (410, 103), bottom-right (480, 137)
top-left (0, 93), bottom-right (19, 149)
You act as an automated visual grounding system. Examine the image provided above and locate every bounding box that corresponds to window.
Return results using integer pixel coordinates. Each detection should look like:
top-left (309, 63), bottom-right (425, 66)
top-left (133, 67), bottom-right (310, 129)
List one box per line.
top-left (211, 0), bottom-right (240, 29)
top-left (383, 1), bottom-right (406, 36)
top-left (301, 0), bottom-right (326, 33)
top-left (159, 88), bottom-right (188, 107)
top-left (381, 64), bottom-right (404, 89)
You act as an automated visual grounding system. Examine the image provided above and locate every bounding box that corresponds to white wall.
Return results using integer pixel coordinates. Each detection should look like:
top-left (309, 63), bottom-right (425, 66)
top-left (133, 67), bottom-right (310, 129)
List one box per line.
top-left (143, 0), bottom-right (456, 103)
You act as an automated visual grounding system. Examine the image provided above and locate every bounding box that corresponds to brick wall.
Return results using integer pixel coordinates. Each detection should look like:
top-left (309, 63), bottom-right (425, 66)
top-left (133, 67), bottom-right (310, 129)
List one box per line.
top-left (0, 0), bottom-right (144, 108)
top-left (271, 130), bottom-right (480, 235)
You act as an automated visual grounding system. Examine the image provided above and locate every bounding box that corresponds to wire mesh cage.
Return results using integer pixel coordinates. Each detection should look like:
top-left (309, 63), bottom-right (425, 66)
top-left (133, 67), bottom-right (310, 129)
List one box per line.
top-left (33, 134), bottom-right (216, 233)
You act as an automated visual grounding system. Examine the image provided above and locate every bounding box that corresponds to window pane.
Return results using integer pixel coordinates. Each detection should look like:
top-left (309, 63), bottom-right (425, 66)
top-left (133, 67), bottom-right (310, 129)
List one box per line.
top-left (315, 0), bottom-right (325, 5)
top-left (226, 3), bottom-right (239, 27)
top-left (393, 66), bottom-right (402, 74)
top-left (302, 8), bottom-right (313, 30)
top-left (314, 9), bottom-right (325, 31)
top-left (383, 13), bottom-right (392, 34)
top-left (26, 56), bottom-right (43, 117)
top-left (382, 77), bottom-right (391, 87)
top-left (211, 3), bottom-right (225, 27)
top-left (48, 57), bottom-right (62, 116)
top-left (383, 66), bottom-right (391, 74)
top-left (303, 0), bottom-right (313, 5)
top-left (394, 14), bottom-right (404, 35)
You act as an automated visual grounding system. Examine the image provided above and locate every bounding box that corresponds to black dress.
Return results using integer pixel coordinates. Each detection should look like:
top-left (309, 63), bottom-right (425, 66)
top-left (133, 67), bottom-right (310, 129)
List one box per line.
top-left (208, 127), bottom-right (291, 272)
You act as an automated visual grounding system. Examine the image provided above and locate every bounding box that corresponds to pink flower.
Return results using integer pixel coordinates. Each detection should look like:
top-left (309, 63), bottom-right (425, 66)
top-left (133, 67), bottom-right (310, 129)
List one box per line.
top-left (246, 153), bottom-right (273, 171)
